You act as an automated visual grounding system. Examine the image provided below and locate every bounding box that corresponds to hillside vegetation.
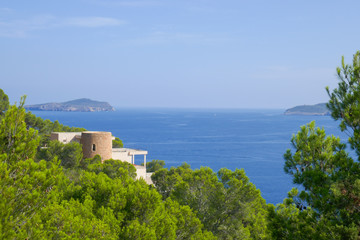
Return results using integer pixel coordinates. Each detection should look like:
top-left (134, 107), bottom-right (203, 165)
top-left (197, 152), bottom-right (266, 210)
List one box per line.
top-left (2, 51), bottom-right (360, 239)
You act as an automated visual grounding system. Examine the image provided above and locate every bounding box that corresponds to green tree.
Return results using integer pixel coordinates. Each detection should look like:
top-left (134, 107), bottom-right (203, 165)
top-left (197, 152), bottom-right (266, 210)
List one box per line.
top-left (273, 121), bottom-right (360, 239)
top-left (145, 159), bottom-right (165, 172)
top-left (62, 169), bottom-right (213, 239)
top-left (0, 96), bottom-right (39, 164)
top-left (37, 197), bottom-right (116, 239)
top-left (37, 140), bottom-right (83, 168)
top-left (0, 94), bottom-right (213, 239)
top-left (25, 111), bottom-right (86, 146)
top-left (80, 154), bottom-right (102, 168)
top-left (0, 88), bottom-right (9, 118)
top-left (217, 168), bottom-right (269, 239)
top-left (0, 98), bottom-right (63, 238)
top-left (83, 158), bottom-right (137, 180)
top-left (164, 198), bottom-right (216, 240)
top-left (270, 52), bottom-right (360, 239)
top-left (112, 137), bottom-right (123, 148)
top-left (327, 51), bottom-right (360, 157)
top-left (152, 163), bottom-right (269, 239)
top-left (267, 189), bottom-right (320, 240)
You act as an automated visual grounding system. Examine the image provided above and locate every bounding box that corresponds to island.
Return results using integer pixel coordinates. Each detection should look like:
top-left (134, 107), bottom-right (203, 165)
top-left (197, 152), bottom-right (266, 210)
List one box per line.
top-left (25, 98), bottom-right (115, 112)
top-left (284, 103), bottom-right (330, 116)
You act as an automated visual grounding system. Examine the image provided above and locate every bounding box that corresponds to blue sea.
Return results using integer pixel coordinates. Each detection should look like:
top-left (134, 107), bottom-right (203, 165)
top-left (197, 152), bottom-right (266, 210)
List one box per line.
top-left (33, 108), bottom-right (348, 205)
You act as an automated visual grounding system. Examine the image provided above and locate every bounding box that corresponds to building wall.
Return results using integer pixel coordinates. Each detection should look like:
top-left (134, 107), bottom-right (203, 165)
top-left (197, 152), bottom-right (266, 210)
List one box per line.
top-left (50, 132), bottom-right (82, 144)
top-left (146, 173), bottom-right (154, 185)
top-left (80, 131), bottom-right (112, 161)
top-left (135, 165), bottom-right (147, 180)
top-left (51, 131), bottom-right (152, 184)
top-left (112, 149), bottom-right (132, 163)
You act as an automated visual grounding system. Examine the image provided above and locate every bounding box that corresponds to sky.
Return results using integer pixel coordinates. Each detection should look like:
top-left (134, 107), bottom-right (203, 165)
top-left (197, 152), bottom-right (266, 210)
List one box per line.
top-left (1, 0), bottom-right (360, 109)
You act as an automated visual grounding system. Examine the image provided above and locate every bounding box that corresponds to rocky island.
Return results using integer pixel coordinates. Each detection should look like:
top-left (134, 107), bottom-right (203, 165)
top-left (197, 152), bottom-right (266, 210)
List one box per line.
top-left (25, 98), bottom-right (115, 112)
top-left (284, 103), bottom-right (330, 116)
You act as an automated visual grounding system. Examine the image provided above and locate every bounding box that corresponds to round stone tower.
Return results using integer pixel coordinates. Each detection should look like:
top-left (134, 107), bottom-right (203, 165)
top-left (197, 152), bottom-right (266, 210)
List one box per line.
top-left (80, 131), bottom-right (112, 161)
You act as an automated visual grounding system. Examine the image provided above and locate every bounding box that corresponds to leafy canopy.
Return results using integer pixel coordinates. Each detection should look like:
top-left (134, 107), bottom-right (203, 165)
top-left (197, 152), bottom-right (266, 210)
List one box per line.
top-left (152, 163), bottom-right (269, 239)
top-left (0, 92), bottom-right (214, 239)
top-left (0, 88), bottom-right (9, 118)
top-left (270, 51), bottom-right (360, 239)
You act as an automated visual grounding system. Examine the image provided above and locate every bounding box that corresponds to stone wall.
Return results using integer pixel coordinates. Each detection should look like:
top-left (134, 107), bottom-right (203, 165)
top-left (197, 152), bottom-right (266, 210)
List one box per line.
top-left (80, 131), bottom-right (112, 161)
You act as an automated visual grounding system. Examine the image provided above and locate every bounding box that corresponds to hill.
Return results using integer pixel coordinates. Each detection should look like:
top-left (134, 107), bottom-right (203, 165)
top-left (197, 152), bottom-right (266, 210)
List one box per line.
top-left (25, 98), bottom-right (115, 112)
top-left (284, 103), bottom-right (330, 116)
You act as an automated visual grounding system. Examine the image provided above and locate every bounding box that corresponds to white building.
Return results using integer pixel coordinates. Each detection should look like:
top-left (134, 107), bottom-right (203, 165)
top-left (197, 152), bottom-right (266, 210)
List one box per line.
top-left (51, 131), bottom-right (152, 184)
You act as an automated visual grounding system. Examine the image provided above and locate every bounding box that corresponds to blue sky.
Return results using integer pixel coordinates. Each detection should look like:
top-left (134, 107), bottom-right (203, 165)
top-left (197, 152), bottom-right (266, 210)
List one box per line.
top-left (1, 0), bottom-right (359, 108)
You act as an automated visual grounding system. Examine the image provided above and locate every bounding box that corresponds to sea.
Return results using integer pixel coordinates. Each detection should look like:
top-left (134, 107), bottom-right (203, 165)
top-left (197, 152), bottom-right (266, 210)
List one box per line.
top-left (33, 108), bottom-right (348, 205)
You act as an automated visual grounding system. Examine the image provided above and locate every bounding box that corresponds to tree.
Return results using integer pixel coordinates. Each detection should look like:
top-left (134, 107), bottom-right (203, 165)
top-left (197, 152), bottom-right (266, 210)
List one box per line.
top-left (270, 52), bottom-right (360, 239)
top-left (279, 121), bottom-right (359, 238)
top-left (25, 110), bottom-right (86, 146)
top-left (327, 51), bottom-right (360, 157)
top-left (112, 137), bottom-right (123, 148)
top-left (62, 169), bottom-right (213, 239)
top-left (267, 189), bottom-right (320, 240)
top-left (145, 159), bottom-right (165, 172)
top-left (217, 168), bottom-right (269, 239)
top-left (83, 158), bottom-right (137, 180)
top-left (0, 96), bottom-right (39, 164)
top-left (151, 163), bottom-right (270, 239)
top-left (37, 140), bottom-right (83, 168)
top-left (37, 197), bottom-right (116, 239)
top-left (0, 88), bottom-right (9, 118)
top-left (0, 98), bottom-right (63, 238)
top-left (0, 94), bottom-right (214, 239)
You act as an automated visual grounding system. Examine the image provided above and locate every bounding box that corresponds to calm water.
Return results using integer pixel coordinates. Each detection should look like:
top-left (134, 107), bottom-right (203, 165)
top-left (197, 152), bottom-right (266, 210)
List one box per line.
top-left (33, 108), bottom-right (347, 204)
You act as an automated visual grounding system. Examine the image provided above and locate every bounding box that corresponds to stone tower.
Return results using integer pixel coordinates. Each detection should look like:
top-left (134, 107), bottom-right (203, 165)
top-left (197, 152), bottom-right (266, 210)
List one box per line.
top-left (80, 131), bottom-right (112, 161)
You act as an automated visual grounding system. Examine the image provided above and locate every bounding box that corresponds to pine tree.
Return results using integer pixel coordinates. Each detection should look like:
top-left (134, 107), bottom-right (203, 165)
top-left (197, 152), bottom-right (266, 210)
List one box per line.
top-left (0, 97), bottom-right (63, 238)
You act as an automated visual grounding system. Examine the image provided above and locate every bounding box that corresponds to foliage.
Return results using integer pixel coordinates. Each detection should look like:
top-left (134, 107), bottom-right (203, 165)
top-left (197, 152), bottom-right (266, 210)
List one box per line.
top-left (327, 51), bottom-right (360, 157)
top-left (1, 90), bottom-right (276, 239)
top-left (152, 163), bottom-right (269, 239)
top-left (81, 157), bottom-right (137, 180)
top-left (0, 95), bottom-right (214, 239)
top-left (273, 115), bottom-right (360, 238)
top-left (145, 159), bottom-right (165, 172)
top-left (25, 111), bottom-right (86, 146)
top-left (267, 189), bottom-right (320, 240)
top-left (0, 98), bottom-right (63, 238)
top-left (37, 198), bottom-right (116, 239)
top-left (0, 97), bottom-right (39, 164)
top-left (164, 198), bottom-right (216, 239)
top-left (5, 52), bottom-right (360, 239)
top-left (270, 52), bottom-right (360, 239)
top-left (112, 137), bottom-right (123, 148)
top-left (283, 121), bottom-right (353, 213)
top-left (0, 88), bottom-right (9, 118)
top-left (62, 169), bottom-right (214, 239)
top-left (37, 140), bottom-right (83, 168)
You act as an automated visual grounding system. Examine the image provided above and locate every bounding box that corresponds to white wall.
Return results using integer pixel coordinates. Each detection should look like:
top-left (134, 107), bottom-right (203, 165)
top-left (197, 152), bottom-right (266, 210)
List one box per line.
top-left (135, 166), bottom-right (147, 180)
top-left (50, 132), bottom-right (82, 144)
top-left (112, 149), bottom-right (132, 163)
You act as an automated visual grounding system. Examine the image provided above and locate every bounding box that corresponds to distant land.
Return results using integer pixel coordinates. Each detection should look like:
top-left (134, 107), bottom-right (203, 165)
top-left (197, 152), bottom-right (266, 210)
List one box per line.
top-left (25, 98), bottom-right (115, 112)
top-left (284, 103), bottom-right (331, 116)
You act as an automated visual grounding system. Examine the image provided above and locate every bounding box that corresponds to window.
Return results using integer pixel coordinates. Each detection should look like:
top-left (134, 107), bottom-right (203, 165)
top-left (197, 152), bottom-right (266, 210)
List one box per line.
top-left (92, 144), bottom-right (96, 151)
